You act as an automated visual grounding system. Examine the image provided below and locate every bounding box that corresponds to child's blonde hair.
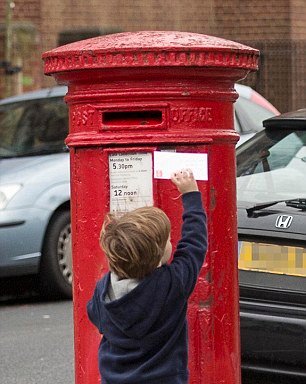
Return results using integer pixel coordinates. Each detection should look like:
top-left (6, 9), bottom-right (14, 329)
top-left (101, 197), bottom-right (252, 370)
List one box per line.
top-left (100, 207), bottom-right (171, 279)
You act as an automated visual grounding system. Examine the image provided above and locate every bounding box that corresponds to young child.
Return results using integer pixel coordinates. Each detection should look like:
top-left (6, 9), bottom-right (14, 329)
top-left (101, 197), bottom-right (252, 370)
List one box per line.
top-left (87, 168), bottom-right (208, 384)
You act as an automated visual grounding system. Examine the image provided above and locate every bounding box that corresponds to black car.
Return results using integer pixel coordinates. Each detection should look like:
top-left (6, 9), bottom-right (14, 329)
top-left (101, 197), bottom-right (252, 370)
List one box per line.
top-left (236, 109), bottom-right (306, 382)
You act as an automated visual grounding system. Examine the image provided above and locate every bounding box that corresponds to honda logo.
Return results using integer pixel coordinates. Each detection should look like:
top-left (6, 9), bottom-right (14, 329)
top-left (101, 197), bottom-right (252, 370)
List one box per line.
top-left (275, 215), bottom-right (293, 229)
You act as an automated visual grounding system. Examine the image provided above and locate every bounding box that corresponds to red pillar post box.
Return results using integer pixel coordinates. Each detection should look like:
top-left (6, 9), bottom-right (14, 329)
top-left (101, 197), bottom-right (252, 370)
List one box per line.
top-left (43, 31), bottom-right (259, 384)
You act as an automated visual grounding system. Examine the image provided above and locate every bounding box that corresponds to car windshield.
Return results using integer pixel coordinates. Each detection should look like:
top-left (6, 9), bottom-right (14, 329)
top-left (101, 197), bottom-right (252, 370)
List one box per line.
top-left (0, 98), bottom-right (68, 158)
top-left (236, 128), bottom-right (306, 204)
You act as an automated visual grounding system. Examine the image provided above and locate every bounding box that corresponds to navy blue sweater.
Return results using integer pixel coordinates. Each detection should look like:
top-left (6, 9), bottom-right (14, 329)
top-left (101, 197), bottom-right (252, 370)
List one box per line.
top-left (87, 191), bottom-right (207, 384)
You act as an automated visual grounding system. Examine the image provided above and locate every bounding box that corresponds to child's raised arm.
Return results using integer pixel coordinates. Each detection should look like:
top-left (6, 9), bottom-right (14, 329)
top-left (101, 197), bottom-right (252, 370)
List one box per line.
top-left (169, 168), bottom-right (207, 297)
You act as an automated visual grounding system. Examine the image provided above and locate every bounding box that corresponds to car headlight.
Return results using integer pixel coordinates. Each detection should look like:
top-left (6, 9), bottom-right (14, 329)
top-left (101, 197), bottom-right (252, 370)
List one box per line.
top-left (0, 184), bottom-right (22, 210)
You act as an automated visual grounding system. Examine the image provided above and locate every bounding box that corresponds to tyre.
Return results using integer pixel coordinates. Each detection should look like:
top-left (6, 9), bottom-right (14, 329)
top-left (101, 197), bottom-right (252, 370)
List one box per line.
top-left (39, 210), bottom-right (72, 299)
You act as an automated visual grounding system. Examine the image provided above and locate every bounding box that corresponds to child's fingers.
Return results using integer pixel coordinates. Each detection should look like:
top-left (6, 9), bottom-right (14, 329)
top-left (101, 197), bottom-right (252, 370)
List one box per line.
top-left (171, 171), bottom-right (178, 179)
top-left (171, 170), bottom-right (182, 178)
top-left (185, 168), bottom-right (194, 178)
top-left (171, 168), bottom-right (198, 193)
top-left (180, 169), bottom-right (194, 180)
top-left (170, 172), bottom-right (180, 185)
top-left (171, 169), bottom-right (194, 181)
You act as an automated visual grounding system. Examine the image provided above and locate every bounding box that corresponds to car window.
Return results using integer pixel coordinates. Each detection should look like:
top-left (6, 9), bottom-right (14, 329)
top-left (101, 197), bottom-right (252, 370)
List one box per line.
top-left (236, 129), bottom-right (306, 203)
top-left (266, 132), bottom-right (304, 170)
top-left (0, 98), bottom-right (68, 158)
top-left (0, 104), bottom-right (24, 156)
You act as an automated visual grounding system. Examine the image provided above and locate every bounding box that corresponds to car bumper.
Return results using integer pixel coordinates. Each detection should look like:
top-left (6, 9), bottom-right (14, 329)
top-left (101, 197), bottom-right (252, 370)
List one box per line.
top-left (240, 299), bottom-right (306, 378)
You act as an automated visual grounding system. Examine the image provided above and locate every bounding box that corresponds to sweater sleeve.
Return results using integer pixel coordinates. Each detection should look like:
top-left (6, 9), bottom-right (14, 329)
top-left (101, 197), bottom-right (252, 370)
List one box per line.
top-left (87, 286), bottom-right (102, 332)
top-left (169, 191), bottom-right (208, 297)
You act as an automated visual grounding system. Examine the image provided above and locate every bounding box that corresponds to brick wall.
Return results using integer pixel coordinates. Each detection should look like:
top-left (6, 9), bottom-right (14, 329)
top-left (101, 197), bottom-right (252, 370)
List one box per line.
top-left (290, 0), bottom-right (306, 40)
top-left (0, 29), bottom-right (5, 97)
top-left (208, 1), bottom-right (306, 111)
top-left (0, 0), bottom-right (42, 96)
top-left (1, 0), bottom-right (305, 111)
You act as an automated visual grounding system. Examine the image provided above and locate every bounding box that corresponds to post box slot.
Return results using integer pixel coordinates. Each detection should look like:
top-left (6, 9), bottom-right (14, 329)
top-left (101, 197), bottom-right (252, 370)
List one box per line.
top-left (102, 110), bottom-right (163, 128)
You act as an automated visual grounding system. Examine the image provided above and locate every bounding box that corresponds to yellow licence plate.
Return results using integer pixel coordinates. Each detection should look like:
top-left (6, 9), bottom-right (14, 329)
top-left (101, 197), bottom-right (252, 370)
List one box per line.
top-left (238, 242), bottom-right (306, 277)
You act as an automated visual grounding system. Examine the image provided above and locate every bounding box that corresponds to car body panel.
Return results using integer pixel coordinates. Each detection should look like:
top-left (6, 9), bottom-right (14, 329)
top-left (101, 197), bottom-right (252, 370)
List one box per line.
top-left (0, 206), bottom-right (49, 275)
top-left (0, 150), bottom-right (70, 274)
top-left (1, 154), bottom-right (70, 209)
top-left (238, 204), bottom-right (306, 237)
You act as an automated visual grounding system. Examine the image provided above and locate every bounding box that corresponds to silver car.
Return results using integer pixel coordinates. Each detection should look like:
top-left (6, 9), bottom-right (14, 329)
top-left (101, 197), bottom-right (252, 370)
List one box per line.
top-left (0, 87), bottom-right (71, 298)
top-left (0, 85), bottom-right (278, 298)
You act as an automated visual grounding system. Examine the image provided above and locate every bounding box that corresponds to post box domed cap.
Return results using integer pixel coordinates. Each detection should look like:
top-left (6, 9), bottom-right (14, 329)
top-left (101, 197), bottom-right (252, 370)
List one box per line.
top-left (43, 31), bottom-right (259, 75)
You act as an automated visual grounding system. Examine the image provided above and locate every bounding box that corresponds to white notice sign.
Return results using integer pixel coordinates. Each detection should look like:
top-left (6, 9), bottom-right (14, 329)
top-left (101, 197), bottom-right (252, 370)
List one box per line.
top-left (154, 151), bottom-right (208, 180)
top-left (109, 152), bottom-right (153, 213)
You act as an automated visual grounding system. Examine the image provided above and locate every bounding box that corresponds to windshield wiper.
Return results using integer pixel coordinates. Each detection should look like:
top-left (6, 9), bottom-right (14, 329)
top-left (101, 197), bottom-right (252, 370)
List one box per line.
top-left (286, 199), bottom-right (306, 210)
top-left (246, 198), bottom-right (306, 215)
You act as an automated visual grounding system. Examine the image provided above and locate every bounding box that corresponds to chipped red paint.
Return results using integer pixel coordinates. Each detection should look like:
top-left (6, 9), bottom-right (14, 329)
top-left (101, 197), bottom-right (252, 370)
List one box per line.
top-left (43, 31), bottom-right (258, 384)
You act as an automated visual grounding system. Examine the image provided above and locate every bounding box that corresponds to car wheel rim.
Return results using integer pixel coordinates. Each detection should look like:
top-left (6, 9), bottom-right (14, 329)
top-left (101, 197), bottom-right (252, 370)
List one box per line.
top-left (57, 223), bottom-right (72, 285)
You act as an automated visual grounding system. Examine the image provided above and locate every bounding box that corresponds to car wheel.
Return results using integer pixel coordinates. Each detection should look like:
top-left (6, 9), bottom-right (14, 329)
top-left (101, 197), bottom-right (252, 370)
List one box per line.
top-left (39, 210), bottom-right (72, 299)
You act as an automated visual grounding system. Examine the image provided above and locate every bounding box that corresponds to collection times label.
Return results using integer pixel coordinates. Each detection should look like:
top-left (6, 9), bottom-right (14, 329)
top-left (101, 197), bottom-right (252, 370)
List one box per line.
top-left (109, 152), bottom-right (153, 212)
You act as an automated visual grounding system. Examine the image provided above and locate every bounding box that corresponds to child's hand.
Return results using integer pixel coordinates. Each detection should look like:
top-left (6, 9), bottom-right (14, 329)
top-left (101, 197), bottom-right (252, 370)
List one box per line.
top-left (171, 168), bottom-right (199, 194)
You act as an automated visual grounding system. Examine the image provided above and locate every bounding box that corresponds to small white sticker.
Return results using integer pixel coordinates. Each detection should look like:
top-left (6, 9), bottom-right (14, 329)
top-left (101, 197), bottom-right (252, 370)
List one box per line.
top-left (154, 151), bottom-right (208, 180)
top-left (109, 152), bottom-right (153, 213)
